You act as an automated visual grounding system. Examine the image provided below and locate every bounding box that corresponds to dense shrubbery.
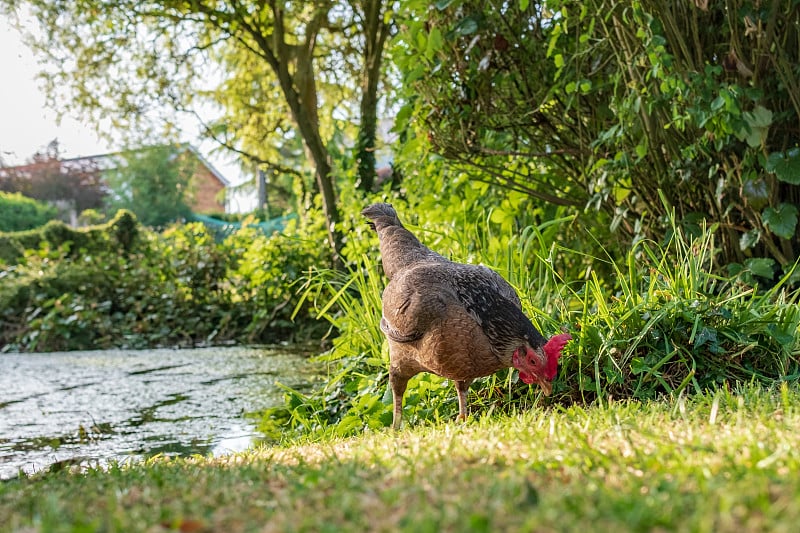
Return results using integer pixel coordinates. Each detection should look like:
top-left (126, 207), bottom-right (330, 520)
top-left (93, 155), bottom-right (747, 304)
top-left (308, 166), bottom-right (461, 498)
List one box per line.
top-left (0, 211), bottom-right (330, 352)
top-left (248, 0), bottom-right (800, 439)
top-left (0, 191), bottom-right (58, 232)
top-left (1, 0), bottom-right (798, 444)
top-left (395, 0), bottom-right (800, 283)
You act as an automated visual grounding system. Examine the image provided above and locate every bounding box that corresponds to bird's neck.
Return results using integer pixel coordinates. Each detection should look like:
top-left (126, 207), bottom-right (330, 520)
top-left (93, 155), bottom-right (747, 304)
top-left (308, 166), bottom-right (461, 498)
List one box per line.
top-left (378, 226), bottom-right (444, 279)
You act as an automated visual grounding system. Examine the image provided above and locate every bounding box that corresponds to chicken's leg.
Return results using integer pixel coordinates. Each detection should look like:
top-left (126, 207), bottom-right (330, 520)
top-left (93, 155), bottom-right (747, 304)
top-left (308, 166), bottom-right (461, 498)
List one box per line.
top-left (389, 370), bottom-right (410, 430)
top-left (454, 379), bottom-right (472, 422)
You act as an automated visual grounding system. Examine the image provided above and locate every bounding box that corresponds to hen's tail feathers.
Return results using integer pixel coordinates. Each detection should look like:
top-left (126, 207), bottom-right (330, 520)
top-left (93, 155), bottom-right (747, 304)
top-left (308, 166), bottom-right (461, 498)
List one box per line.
top-left (362, 203), bottom-right (402, 232)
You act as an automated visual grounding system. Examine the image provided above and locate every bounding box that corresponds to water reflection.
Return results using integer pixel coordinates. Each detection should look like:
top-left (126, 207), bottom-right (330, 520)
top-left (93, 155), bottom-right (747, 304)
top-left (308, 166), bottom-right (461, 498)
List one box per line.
top-left (0, 345), bottom-right (317, 479)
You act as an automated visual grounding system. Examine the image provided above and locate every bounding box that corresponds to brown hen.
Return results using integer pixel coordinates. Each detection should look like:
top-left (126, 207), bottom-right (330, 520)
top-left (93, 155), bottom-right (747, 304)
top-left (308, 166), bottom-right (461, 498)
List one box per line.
top-left (362, 203), bottom-right (570, 429)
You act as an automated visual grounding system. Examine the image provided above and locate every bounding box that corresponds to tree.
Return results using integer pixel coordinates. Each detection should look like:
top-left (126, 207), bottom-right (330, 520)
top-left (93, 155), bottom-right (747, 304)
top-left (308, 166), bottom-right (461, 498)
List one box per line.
top-left (2, 0), bottom-right (395, 266)
top-left (104, 145), bottom-right (194, 228)
top-left (352, 0), bottom-right (393, 192)
top-left (0, 140), bottom-right (106, 216)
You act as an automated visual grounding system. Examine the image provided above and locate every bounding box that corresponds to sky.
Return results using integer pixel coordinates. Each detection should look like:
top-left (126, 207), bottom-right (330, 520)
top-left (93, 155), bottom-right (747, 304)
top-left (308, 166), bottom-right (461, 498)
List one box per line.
top-left (0, 18), bottom-right (247, 187)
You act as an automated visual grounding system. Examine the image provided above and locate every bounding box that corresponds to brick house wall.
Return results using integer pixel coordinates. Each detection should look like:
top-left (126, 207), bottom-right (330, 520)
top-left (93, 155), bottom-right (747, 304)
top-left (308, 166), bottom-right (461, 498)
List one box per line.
top-left (188, 156), bottom-right (227, 213)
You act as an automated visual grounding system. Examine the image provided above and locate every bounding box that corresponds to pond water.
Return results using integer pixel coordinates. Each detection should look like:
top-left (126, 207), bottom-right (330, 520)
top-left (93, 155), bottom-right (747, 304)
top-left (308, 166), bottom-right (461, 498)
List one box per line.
top-left (0, 345), bottom-right (318, 480)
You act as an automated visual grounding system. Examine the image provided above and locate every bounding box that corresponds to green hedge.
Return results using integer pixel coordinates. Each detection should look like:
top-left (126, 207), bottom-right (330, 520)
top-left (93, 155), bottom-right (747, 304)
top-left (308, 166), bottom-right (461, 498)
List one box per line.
top-left (0, 209), bottom-right (138, 265)
top-left (0, 192), bottom-right (57, 232)
top-left (0, 211), bottom-right (329, 352)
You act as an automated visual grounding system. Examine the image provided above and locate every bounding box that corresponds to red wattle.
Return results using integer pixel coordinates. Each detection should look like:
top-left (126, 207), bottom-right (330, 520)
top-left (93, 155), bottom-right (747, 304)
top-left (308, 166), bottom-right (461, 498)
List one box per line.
top-left (518, 371), bottom-right (535, 384)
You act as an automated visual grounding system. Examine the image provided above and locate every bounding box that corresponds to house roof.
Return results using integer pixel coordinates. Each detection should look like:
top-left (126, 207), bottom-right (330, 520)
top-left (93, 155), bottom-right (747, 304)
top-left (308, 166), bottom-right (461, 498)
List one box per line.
top-left (3, 144), bottom-right (231, 187)
top-left (69, 144), bottom-right (232, 187)
top-left (183, 145), bottom-right (231, 187)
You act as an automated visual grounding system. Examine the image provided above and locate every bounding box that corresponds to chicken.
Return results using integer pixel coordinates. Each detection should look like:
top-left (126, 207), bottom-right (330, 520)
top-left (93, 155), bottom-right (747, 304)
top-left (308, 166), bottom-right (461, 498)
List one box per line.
top-left (362, 202), bottom-right (571, 429)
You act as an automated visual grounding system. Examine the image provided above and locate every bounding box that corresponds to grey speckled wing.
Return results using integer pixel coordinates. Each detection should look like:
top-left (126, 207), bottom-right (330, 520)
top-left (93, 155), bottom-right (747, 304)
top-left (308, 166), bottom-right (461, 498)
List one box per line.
top-left (474, 264), bottom-right (522, 310)
top-left (446, 263), bottom-right (544, 352)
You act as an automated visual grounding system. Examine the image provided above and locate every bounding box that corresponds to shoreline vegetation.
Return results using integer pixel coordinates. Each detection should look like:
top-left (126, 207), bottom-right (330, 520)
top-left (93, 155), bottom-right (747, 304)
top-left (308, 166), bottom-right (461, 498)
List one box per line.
top-left (2, 206), bottom-right (798, 425)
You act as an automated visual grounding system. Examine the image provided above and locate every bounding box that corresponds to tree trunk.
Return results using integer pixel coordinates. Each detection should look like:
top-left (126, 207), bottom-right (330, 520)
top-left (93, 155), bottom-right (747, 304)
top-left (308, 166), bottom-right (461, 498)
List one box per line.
top-left (266, 2), bottom-right (343, 267)
top-left (355, 0), bottom-right (391, 192)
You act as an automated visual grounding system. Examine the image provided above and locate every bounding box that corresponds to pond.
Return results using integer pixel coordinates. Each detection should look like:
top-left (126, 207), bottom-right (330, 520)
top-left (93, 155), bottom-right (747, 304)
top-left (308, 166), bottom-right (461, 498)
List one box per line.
top-left (0, 345), bottom-right (319, 480)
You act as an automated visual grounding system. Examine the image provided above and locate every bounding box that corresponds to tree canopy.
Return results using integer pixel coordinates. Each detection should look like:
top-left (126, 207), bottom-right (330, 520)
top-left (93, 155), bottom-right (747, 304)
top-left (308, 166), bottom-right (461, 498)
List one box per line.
top-left (104, 145), bottom-right (195, 228)
top-left (0, 140), bottom-right (105, 215)
top-left (2, 0), bottom-right (394, 265)
top-left (395, 0), bottom-right (800, 278)
top-left (3, 0), bottom-right (800, 278)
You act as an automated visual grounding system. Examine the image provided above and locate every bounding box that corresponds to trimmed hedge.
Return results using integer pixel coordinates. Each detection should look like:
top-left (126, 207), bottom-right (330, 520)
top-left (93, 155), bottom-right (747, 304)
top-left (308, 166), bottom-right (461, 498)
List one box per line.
top-left (0, 209), bottom-right (138, 265)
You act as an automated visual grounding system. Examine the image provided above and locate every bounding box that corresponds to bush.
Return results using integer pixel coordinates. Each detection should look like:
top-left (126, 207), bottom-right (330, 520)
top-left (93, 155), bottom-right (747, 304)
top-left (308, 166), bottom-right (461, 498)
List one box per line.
top-left (0, 213), bottom-right (330, 352)
top-left (226, 219), bottom-right (331, 341)
top-left (0, 209), bottom-right (139, 265)
top-left (0, 192), bottom-right (57, 232)
top-left (395, 0), bottom-right (800, 283)
top-left (78, 209), bottom-right (106, 226)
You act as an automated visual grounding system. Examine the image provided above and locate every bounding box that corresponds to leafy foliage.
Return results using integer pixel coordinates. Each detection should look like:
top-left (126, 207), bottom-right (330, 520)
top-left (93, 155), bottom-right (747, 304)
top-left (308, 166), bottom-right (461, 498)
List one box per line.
top-left (394, 0), bottom-right (800, 283)
top-left (2, 0), bottom-right (397, 261)
top-left (567, 223), bottom-right (800, 403)
top-left (2, 0), bottom-right (799, 449)
top-left (0, 214), bottom-right (331, 352)
top-left (256, 197), bottom-right (799, 440)
top-left (0, 209), bottom-right (138, 265)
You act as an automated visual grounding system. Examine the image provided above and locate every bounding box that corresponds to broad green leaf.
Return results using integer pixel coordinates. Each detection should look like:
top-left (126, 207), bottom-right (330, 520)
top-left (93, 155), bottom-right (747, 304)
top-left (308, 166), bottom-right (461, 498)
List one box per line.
top-left (455, 16), bottom-right (479, 36)
top-left (404, 64), bottom-right (426, 84)
top-left (762, 203), bottom-right (799, 240)
top-left (766, 148), bottom-right (800, 184)
top-left (546, 24), bottom-right (562, 58)
top-left (520, 0), bottom-right (530, 10)
top-left (630, 357), bottom-right (647, 375)
top-left (490, 208), bottom-right (509, 225)
top-left (394, 103), bottom-right (413, 131)
top-left (426, 27), bottom-right (443, 59)
top-left (694, 327), bottom-right (717, 349)
top-left (742, 178), bottom-right (769, 210)
top-left (747, 105), bottom-right (773, 128)
top-left (736, 105), bottom-right (772, 147)
top-left (745, 257), bottom-right (775, 279)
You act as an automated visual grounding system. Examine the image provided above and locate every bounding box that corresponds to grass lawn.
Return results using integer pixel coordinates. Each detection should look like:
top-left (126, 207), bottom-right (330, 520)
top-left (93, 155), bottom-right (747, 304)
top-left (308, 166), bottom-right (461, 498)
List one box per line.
top-left (2, 385), bottom-right (800, 532)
